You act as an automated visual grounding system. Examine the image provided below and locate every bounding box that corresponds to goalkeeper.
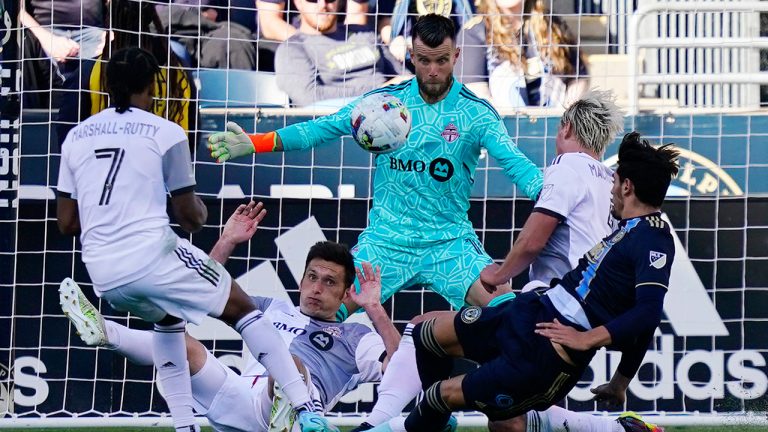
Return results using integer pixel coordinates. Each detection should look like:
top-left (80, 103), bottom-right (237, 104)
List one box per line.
top-left (207, 13), bottom-right (543, 321)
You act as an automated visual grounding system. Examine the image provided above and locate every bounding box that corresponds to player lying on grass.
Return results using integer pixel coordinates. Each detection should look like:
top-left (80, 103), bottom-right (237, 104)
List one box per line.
top-left (362, 133), bottom-right (679, 432)
top-left (60, 201), bottom-right (403, 432)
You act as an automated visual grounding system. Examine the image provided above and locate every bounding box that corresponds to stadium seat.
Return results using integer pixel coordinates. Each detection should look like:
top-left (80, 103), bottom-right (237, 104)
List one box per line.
top-left (195, 69), bottom-right (289, 108)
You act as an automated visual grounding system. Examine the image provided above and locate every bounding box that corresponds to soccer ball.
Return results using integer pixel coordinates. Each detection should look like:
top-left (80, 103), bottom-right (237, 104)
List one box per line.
top-left (350, 93), bottom-right (411, 154)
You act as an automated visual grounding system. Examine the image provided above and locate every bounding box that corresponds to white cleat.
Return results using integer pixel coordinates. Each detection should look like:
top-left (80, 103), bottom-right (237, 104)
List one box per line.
top-left (59, 278), bottom-right (108, 346)
top-left (268, 383), bottom-right (297, 432)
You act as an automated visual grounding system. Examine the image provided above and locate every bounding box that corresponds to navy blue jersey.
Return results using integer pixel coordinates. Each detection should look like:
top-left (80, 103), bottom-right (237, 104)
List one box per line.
top-left (555, 213), bottom-right (674, 336)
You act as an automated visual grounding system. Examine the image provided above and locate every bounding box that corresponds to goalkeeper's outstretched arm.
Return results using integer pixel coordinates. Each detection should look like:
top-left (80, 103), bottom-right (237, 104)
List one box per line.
top-left (207, 122), bottom-right (284, 162)
top-left (207, 103), bottom-right (354, 163)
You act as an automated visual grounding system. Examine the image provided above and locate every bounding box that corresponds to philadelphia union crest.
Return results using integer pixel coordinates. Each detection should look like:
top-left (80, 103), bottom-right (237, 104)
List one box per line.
top-left (460, 306), bottom-right (482, 324)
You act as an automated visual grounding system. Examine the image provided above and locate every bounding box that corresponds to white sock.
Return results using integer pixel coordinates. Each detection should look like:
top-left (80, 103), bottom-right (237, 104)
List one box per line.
top-left (153, 321), bottom-right (196, 430)
top-left (190, 350), bottom-right (228, 410)
top-left (387, 416), bottom-right (407, 432)
top-left (105, 320), bottom-right (154, 366)
top-left (527, 406), bottom-right (623, 432)
top-left (366, 324), bottom-right (421, 425)
top-left (235, 310), bottom-right (312, 410)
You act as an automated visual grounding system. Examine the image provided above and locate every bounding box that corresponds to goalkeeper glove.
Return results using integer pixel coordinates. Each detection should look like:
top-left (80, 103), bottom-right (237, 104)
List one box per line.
top-left (297, 410), bottom-right (340, 432)
top-left (207, 121), bottom-right (277, 162)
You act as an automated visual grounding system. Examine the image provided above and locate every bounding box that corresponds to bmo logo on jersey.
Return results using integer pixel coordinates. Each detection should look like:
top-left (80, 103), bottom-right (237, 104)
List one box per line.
top-left (273, 321), bottom-right (307, 336)
top-left (309, 331), bottom-right (334, 351)
top-left (429, 158), bottom-right (453, 182)
top-left (388, 157), bottom-right (454, 182)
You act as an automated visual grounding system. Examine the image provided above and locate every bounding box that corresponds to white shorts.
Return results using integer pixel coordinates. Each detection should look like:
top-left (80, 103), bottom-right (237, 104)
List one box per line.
top-left (99, 237), bottom-right (232, 324)
top-left (521, 280), bottom-right (549, 293)
top-left (193, 352), bottom-right (321, 432)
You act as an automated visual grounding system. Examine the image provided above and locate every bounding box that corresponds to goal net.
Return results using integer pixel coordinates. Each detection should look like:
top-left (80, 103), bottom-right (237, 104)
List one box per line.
top-left (1, 0), bottom-right (767, 427)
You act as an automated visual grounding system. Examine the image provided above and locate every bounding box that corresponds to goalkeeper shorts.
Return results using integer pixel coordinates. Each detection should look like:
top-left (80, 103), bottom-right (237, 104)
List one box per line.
top-left (352, 234), bottom-right (493, 310)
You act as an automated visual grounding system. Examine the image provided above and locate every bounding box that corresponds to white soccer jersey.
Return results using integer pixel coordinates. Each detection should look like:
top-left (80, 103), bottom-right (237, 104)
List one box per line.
top-left (529, 152), bottom-right (616, 283)
top-left (243, 296), bottom-right (385, 411)
top-left (57, 107), bottom-right (195, 291)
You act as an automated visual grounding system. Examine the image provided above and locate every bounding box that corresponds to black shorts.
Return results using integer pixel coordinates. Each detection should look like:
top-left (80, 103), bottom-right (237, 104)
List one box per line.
top-left (454, 292), bottom-right (587, 421)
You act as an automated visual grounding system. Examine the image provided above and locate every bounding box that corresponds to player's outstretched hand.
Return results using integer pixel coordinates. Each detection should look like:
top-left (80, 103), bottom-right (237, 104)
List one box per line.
top-left (591, 381), bottom-right (627, 409)
top-left (207, 121), bottom-right (255, 163)
top-left (221, 201), bottom-right (266, 244)
top-left (535, 318), bottom-right (593, 351)
top-left (297, 411), bottom-right (340, 432)
top-left (350, 262), bottom-right (382, 309)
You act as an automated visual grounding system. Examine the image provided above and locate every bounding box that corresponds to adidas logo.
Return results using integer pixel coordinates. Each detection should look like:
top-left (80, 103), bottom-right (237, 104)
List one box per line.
top-left (160, 361), bottom-right (176, 368)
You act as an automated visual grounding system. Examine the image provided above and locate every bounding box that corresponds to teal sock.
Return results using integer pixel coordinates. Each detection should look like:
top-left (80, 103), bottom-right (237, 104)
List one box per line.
top-left (487, 292), bottom-right (517, 307)
top-left (335, 304), bottom-right (350, 322)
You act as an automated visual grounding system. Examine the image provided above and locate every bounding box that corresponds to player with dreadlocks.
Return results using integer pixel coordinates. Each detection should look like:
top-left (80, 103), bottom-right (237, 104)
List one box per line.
top-left (56, 47), bottom-right (337, 432)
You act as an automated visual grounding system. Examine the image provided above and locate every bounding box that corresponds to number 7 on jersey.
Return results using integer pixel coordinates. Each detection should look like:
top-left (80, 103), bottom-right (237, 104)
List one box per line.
top-left (94, 148), bottom-right (125, 206)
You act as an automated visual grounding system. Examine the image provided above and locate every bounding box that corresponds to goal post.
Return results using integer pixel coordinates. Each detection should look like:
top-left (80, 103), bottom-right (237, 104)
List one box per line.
top-left (3, 0), bottom-right (768, 428)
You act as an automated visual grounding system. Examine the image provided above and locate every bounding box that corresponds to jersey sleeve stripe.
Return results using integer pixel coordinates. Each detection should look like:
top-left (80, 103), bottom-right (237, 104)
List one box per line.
top-left (364, 80), bottom-right (411, 97)
top-left (635, 282), bottom-right (668, 289)
top-left (532, 207), bottom-right (566, 222)
top-left (459, 88), bottom-right (501, 120)
top-left (169, 185), bottom-right (196, 196)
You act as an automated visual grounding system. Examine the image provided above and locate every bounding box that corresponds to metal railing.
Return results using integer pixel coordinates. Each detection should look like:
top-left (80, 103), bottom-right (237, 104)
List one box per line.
top-left (628, 1), bottom-right (767, 113)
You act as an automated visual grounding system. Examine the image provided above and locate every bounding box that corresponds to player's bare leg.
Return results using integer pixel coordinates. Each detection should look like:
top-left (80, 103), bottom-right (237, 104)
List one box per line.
top-left (465, 277), bottom-right (513, 307)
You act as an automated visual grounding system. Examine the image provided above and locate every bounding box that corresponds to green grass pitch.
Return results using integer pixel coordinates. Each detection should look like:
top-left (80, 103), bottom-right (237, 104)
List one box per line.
top-left (1, 427), bottom-right (766, 432)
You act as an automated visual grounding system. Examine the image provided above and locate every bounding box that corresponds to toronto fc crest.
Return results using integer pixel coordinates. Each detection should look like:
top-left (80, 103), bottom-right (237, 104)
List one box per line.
top-left (441, 123), bottom-right (459, 143)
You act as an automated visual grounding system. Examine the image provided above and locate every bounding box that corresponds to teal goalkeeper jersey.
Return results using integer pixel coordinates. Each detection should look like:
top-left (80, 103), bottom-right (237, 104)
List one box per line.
top-left (276, 78), bottom-right (543, 247)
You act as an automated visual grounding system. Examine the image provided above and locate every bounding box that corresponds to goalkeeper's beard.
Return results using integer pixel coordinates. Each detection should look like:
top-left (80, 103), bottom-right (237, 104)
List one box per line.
top-left (416, 75), bottom-right (453, 102)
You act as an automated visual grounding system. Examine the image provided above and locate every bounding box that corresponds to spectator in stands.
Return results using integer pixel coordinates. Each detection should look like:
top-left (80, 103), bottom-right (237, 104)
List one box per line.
top-left (275, 0), bottom-right (405, 107)
top-left (57, 0), bottom-right (197, 149)
top-left (20, 0), bottom-right (107, 108)
top-left (156, 0), bottom-right (260, 70)
top-left (455, 0), bottom-right (588, 109)
top-left (258, 0), bottom-right (369, 42)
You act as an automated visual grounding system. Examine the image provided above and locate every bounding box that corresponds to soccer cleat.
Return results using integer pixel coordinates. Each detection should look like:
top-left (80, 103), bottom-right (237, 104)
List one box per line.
top-left (442, 416), bottom-right (458, 432)
top-left (297, 410), bottom-right (340, 432)
top-left (617, 412), bottom-right (664, 432)
top-left (268, 383), bottom-right (296, 432)
top-left (349, 422), bottom-right (374, 432)
top-left (59, 278), bottom-right (108, 346)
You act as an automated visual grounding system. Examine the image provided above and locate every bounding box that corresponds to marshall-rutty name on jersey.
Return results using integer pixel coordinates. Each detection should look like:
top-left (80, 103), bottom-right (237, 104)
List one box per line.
top-left (70, 121), bottom-right (160, 141)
